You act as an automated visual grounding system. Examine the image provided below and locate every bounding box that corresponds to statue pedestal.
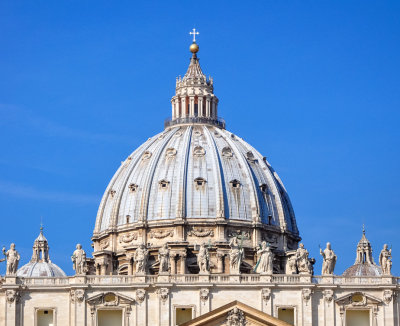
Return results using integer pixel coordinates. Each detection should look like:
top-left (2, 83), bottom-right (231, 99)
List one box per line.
top-left (229, 274), bottom-right (241, 283)
top-left (260, 274), bottom-right (272, 283)
top-left (381, 276), bottom-right (394, 284)
top-left (198, 274), bottom-right (210, 283)
top-left (4, 276), bottom-right (17, 285)
top-left (157, 274), bottom-right (170, 283)
top-left (71, 275), bottom-right (86, 285)
top-left (135, 274), bottom-right (147, 283)
top-left (299, 274), bottom-right (312, 283)
top-left (321, 275), bottom-right (334, 284)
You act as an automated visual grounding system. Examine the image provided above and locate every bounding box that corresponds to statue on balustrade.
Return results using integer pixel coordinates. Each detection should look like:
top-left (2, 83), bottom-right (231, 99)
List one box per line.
top-left (379, 244), bottom-right (392, 275)
top-left (320, 242), bottom-right (337, 275)
top-left (197, 243), bottom-right (210, 274)
top-left (296, 243), bottom-right (313, 274)
top-left (254, 241), bottom-right (274, 274)
top-left (229, 237), bottom-right (244, 274)
top-left (71, 244), bottom-right (88, 275)
top-left (2, 243), bottom-right (20, 275)
top-left (158, 243), bottom-right (170, 274)
top-left (134, 243), bottom-right (149, 274)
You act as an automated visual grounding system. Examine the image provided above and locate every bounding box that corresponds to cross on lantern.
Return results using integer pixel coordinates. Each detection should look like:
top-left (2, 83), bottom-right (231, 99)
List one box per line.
top-left (189, 28), bottom-right (199, 42)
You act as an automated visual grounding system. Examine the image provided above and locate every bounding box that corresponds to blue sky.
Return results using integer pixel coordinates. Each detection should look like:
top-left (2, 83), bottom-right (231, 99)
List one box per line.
top-left (0, 1), bottom-right (399, 275)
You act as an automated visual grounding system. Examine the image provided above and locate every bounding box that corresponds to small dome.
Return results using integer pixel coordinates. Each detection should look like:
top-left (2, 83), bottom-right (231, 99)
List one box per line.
top-left (17, 261), bottom-right (66, 277)
top-left (17, 227), bottom-right (66, 277)
top-left (342, 263), bottom-right (381, 277)
top-left (342, 228), bottom-right (382, 277)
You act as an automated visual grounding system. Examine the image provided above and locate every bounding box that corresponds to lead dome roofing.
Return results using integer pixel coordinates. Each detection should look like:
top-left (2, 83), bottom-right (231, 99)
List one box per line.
top-left (94, 125), bottom-right (298, 235)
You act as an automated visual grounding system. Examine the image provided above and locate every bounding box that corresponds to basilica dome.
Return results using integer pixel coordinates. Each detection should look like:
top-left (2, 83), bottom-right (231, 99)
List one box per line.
top-left (17, 228), bottom-right (66, 278)
top-left (91, 41), bottom-right (300, 275)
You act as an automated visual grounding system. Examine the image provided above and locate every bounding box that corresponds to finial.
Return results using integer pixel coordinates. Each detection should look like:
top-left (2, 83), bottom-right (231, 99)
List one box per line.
top-left (362, 224), bottom-right (365, 235)
top-left (40, 216), bottom-right (44, 234)
top-left (189, 28), bottom-right (199, 54)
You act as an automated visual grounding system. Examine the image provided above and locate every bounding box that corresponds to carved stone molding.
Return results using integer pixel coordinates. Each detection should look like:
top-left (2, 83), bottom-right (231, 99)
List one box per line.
top-left (225, 307), bottom-right (246, 326)
top-left (99, 239), bottom-right (110, 250)
top-left (71, 289), bottom-right (85, 304)
top-left (200, 288), bottom-right (209, 303)
top-left (119, 232), bottom-right (138, 245)
top-left (149, 229), bottom-right (174, 239)
top-left (157, 288), bottom-right (169, 303)
top-left (227, 229), bottom-right (251, 240)
top-left (188, 227), bottom-right (214, 237)
top-left (323, 290), bottom-right (334, 303)
top-left (136, 289), bottom-right (146, 304)
top-left (261, 288), bottom-right (271, 303)
top-left (383, 290), bottom-right (393, 304)
top-left (6, 290), bottom-right (19, 304)
top-left (302, 288), bottom-right (312, 302)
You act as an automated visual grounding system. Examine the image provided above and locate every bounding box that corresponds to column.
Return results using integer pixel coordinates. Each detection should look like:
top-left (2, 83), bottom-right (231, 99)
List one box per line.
top-left (5, 288), bottom-right (19, 326)
top-left (170, 253), bottom-right (177, 275)
top-left (127, 254), bottom-right (133, 276)
top-left (135, 289), bottom-right (147, 326)
top-left (211, 100), bottom-right (216, 119)
top-left (189, 97), bottom-right (195, 117)
top-left (323, 289), bottom-right (335, 326)
top-left (157, 288), bottom-right (170, 326)
top-left (182, 97), bottom-right (187, 118)
top-left (198, 97), bottom-right (204, 117)
top-left (206, 98), bottom-right (211, 118)
top-left (301, 288), bottom-right (313, 326)
top-left (180, 251), bottom-right (187, 274)
top-left (217, 252), bottom-right (224, 273)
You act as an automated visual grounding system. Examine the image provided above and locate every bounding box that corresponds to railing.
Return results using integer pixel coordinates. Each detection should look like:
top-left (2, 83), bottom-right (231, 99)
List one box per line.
top-left (164, 116), bottom-right (226, 129)
top-left (12, 274), bottom-right (399, 287)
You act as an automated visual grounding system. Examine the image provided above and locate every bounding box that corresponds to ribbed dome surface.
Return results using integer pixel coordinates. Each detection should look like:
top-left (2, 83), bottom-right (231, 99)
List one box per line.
top-left (17, 261), bottom-right (66, 277)
top-left (94, 125), bottom-right (298, 235)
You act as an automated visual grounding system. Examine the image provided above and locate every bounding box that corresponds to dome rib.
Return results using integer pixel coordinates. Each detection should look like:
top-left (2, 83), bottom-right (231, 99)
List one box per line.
top-left (203, 126), bottom-right (225, 218)
top-left (217, 128), bottom-right (260, 222)
top-left (138, 129), bottom-right (178, 221)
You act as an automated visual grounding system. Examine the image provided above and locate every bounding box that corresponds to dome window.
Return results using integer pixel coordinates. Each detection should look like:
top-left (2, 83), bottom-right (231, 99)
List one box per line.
top-left (126, 215), bottom-right (131, 223)
top-left (230, 179), bottom-right (241, 189)
top-left (109, 190), bottom-right (116, 198)
top-left (142, 151), bottom-right (152, 161)
top-left (159, 179), bottom-right (170, 190)
top-left (222, 147), bottom-right (233, 158)
top-left (165, 148), bottom-right (177, 158)
top-left (129, 183), bottom-right (138, 192)
top-left (193, 146), bottom-right (206, 157)
top-left (194, 177), bottom-right (207, 190)
top-left (246, 151), bottom-right (257, 163)
top-left (259, 184), bottom-right (268, 193)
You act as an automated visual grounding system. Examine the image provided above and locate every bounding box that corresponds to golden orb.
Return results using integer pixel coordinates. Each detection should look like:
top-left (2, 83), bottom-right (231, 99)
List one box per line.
top-left (190, 42), bottom-right (199, 53)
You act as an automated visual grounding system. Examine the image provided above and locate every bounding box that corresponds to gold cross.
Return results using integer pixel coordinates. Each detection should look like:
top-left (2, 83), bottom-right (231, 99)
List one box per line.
top-left (189, 28), bottom-right (199, 42)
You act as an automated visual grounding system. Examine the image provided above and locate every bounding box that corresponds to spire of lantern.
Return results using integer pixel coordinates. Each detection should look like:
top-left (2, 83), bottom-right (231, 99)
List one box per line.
top-left (166, 30), bottom-right (224, 129)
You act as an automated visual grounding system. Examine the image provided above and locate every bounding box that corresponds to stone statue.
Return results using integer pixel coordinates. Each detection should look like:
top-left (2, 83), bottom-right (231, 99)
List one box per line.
top-left (71, 244), bottom-right (88, 275)
top-left (229, 237), bottom-right (244, 274)
top-left (158, 243), bottom-right (170, 274)
top-left (379, 244), bottom-right (392, 275)
top-left (320, 242), bottom-right (337, 275)
top-left (255, 241), bottom-right (274, 274)
top-left (287, 254), bottom-right (297, 274)
top-left (134, 243), bottom-right (148, 274)
top-left (296, 243), bottom-right (313, 274)
top-left (2, 244), bottom-right (20, 275)
top-left (197, 243), bottom-right (210, 274)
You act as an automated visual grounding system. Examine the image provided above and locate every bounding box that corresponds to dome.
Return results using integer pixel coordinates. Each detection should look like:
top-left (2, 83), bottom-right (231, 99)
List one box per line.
top-left (17, 261), bottom-right (66, 278)
top-left (94, 125), bottom-right (298, 234)
top-left (17, 228), bottom-right (66, 278)
top-left (91, 40), bottom-right (300, 275)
